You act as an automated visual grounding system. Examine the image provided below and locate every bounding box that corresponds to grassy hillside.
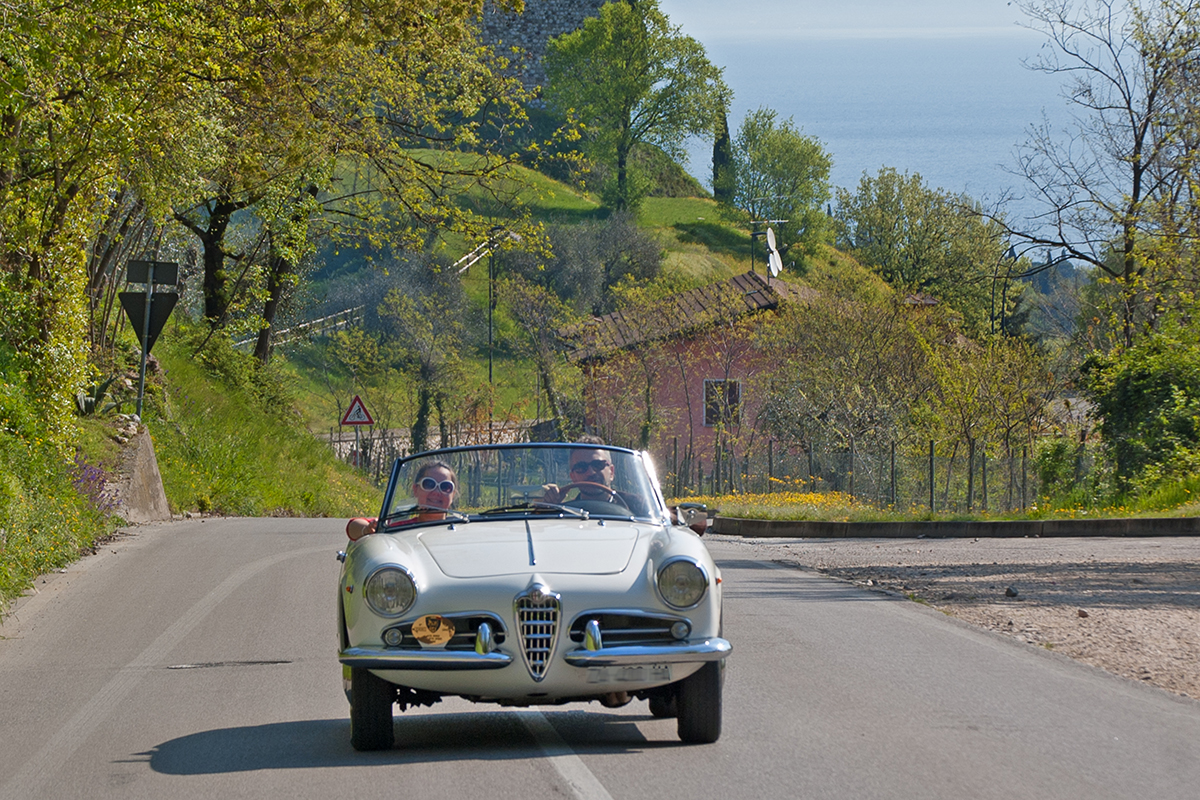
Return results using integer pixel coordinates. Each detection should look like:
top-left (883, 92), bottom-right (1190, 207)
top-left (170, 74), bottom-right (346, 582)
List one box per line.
top-left (145, 331), bottom-right (381, 518)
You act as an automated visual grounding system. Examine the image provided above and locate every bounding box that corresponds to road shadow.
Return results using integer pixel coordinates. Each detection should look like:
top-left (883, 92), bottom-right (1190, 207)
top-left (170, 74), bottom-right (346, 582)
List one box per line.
top-left (812, 559), bottom-right (1200, 610)
top-left (137, 709), bottom-right (676, 774)
top-left (716, 557), bottom-right (900, 604)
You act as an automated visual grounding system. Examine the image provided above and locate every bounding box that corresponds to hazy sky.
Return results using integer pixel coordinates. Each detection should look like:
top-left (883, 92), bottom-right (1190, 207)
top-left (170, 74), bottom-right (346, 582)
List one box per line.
top-left (657, 0), bottom-right (1036, 41)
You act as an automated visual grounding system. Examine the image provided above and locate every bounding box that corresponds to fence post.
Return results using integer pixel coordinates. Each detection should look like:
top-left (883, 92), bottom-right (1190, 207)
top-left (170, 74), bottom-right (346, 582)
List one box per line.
top-left (890, 441), bottom-right (896, 508)
top-left (848, 438), bottom-right (855, 498)
top-left (928, 440), bottom-right (935, 512)
top-left (714, 441), bottom-right (722, 495)
top-left (967, 437), bottom-right (976, 511)
top-left (672, 437), bottom-right (679, 498)
top-left (981, 443), bottom-right (988, 511)
top-left (768, 439), bottom-right (774, 493)
top-left (1021, 446), bottom-right (1028, 510)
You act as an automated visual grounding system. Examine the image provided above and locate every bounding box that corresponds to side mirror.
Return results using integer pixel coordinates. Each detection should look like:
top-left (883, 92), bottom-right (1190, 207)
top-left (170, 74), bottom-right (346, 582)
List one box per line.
top-left (674, 502), bottom-right (709, 536)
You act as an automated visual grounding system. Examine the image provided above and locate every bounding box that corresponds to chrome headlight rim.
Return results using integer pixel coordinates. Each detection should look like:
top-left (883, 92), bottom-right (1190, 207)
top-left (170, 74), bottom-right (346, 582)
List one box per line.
top-left (363, 565), bottom-right (418, 618)
top-left (655, 556), bottom-right (709, 610)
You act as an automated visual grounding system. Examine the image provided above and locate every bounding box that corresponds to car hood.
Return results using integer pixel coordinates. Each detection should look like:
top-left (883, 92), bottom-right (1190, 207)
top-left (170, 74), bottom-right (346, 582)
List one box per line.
top-left (416, 520), bottom-right (642, 578)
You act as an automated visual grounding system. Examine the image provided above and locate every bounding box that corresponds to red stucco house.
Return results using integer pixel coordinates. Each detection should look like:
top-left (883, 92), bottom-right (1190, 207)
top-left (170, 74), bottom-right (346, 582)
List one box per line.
top-left (564, 270), bottom-right (804, 494)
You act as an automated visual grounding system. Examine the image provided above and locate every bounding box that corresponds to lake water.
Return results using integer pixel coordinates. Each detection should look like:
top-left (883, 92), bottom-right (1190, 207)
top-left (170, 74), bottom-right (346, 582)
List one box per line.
top-left (677, 34), bottom-right (1069, 226)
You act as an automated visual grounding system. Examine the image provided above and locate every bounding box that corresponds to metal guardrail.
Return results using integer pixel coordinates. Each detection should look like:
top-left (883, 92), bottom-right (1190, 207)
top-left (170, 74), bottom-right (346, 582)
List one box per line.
top-left (235, 306), bottom-right (364, 349)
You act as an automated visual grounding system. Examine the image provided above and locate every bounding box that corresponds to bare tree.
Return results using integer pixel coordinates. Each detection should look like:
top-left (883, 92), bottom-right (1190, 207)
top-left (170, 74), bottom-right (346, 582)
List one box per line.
top-left (1011, 0), bottom-right (1200, 348)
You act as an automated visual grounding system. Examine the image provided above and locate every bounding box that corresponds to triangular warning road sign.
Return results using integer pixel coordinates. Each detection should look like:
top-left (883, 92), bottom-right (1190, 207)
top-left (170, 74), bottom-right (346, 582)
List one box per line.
top-left (340, 395), bottom-right (374, 426)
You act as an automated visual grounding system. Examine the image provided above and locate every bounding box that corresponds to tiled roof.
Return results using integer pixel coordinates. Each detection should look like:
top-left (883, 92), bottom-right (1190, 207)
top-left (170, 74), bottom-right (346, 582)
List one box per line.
top-left (564, 271), bottom-right (799, 362)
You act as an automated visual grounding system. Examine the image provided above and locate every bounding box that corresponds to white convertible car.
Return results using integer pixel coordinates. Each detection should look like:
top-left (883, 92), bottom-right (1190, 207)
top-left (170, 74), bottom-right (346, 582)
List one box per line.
top-left (337, 442), bottom-right (730, 750)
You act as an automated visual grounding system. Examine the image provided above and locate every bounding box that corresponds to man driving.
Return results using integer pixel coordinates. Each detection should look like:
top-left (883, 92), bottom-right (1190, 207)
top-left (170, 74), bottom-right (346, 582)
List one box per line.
top-left (542, 438), bottom-right (650, 516)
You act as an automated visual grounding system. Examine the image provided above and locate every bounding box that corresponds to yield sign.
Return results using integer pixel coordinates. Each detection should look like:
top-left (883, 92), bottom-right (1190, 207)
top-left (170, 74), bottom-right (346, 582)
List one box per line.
top-left (119, 291), bottom-right (179, 355)
top-left (341, 395), bottom-right (374, 426)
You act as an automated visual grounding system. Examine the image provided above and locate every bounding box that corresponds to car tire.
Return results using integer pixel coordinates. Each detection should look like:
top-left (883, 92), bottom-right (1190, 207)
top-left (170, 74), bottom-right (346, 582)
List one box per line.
top-left (350, 667), bottom-right (396, 751)
top-left (648, 694), bottom-right (677, 718)
top-left (676, 661), bottom-right (722, 743)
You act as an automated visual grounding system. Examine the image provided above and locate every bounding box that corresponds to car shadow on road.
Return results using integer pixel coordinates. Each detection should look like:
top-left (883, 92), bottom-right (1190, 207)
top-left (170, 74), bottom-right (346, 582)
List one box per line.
top-left (136, 709), bottom-right (680, 773)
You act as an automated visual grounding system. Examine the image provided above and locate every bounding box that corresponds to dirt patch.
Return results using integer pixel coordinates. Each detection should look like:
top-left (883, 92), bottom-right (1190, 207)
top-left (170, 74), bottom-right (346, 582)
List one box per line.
top-left (726, 535), bottom-right (1200, 701)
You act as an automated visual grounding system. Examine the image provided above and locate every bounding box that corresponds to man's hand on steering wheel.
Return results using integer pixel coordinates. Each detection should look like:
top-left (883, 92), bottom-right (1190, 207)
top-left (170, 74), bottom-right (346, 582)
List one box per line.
top-left (542, 481), bottom-right (629, 508)
top-left (558, 481), bottom-right (630, 508)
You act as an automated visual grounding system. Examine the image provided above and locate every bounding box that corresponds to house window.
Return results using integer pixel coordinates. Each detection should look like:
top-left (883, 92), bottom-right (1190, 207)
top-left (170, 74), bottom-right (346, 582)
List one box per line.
top-left (704, 379), bottom-right (741, 427)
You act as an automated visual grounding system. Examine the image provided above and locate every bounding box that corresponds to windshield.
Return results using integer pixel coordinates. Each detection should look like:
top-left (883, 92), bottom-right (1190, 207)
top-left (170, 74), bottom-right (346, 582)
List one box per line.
top-left (378, 443), bottom-right (665, 530)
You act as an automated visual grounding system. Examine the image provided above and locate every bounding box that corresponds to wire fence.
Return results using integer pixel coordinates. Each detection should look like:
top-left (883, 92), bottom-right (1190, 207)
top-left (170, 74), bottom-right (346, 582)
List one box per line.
top-left (656, 438), bottom-right (1091, 513)
top-left (326, 423), bottom-right (1091, 513)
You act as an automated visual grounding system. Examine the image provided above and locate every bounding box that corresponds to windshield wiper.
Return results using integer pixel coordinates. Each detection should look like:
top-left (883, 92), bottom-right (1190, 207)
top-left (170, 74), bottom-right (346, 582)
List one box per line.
top-left (479, 501), bottom-right (589, 519)
top-left (379, 507), bottom-right (469, 527)
top-left (531, 501), bottom-right (589, 519)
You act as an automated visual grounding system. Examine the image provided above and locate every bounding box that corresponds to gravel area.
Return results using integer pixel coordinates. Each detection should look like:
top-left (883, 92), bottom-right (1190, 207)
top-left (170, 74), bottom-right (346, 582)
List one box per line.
top-left (714, 534), bottom-right (1200, 701)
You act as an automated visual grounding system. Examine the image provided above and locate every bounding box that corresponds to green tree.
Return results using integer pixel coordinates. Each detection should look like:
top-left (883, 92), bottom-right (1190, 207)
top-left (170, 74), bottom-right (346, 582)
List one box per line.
top-left (498, 276), bottom-right (580, 427)
top-left (834, 168), bottom-right (1010, 337)
top-left (1082, 326), bottom-right (1200, 488)
top-left (377, 273), bottom-right (469, 454)
top-left (711, 108), bottom-right (734, 204)
top-left (0, 0), bottom-right (221, 442)
top-left (728, 107), bottom-right (833, 262)
top-left (543, 0), bottom-right (729, 211)
top-left (759, 265), bottom-right (931, 457)
top-left (170, 0), bottom-right (534, 332)
top-left (507, 212), bottom-right (662, 314)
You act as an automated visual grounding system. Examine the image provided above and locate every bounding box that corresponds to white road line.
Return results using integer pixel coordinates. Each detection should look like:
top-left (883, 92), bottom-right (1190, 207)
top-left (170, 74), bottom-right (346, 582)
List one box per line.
top-left (0, 546), bottom-right (328, 800)
top-left (519, 711), bottom-right (615, 800)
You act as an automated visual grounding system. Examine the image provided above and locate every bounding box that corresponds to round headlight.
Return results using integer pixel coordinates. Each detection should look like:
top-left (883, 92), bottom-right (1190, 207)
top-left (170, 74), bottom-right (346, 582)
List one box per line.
top-left (364, 567), bottom-right (417, 617)
top-left (657, 558), bottom-right (708, 609)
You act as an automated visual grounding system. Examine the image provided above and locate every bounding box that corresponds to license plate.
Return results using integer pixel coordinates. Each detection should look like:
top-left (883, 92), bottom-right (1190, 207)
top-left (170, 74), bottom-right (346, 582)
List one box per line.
top-left (586, 664), bottom-right (671, 684)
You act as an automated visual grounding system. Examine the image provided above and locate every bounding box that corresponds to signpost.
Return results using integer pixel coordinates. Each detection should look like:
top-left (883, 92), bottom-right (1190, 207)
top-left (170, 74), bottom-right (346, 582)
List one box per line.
top-left (340, 395), bottom-right (374, 469)
top-left (119, 260), bottom-right (179, 417)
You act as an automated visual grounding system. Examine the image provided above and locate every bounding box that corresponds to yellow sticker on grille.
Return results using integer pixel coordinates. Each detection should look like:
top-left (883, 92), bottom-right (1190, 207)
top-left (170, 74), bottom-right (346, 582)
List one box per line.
top-left (412, 615), bottom-right (455, 646)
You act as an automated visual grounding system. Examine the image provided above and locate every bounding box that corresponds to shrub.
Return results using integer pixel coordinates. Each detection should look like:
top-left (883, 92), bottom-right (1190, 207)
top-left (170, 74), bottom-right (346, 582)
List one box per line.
top-left (1082, 330), bottom-right (1200, 489)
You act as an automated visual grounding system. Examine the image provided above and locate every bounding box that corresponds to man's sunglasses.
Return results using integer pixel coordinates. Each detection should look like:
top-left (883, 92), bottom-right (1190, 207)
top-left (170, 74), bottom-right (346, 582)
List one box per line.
top-left (417, 477), bottom-right (456, 493)
top-left (570, 459), bottom-right (611, 475)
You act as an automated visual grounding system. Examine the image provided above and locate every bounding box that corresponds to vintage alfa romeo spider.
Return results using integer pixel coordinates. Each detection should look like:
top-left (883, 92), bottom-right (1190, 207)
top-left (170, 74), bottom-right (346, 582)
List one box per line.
top-left (337, 442), bottom-right (730, 750)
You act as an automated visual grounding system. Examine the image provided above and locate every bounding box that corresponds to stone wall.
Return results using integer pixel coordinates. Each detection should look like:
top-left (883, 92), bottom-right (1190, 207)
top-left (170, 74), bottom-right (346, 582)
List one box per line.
top-left (481, 0), bottom-right (608, 90)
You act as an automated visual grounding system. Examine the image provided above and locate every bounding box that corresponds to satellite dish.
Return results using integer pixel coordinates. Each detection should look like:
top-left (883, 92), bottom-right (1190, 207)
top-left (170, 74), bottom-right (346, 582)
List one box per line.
top-left (769, 251), bottom-right (783, 277)
top-left (765, 227), bottom-right (783, 277)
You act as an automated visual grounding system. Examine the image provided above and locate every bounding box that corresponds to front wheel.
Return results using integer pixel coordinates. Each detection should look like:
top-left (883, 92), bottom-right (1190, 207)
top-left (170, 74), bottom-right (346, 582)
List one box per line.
top-left (349, 667), bottom-right (396, 751)
top-left (676, 661), bottom-right (723, 743)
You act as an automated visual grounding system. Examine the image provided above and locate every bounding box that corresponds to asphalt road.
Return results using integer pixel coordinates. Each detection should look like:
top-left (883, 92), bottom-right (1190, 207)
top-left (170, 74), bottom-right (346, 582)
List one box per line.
top-left (2, 518), bottom-right (1198, 799)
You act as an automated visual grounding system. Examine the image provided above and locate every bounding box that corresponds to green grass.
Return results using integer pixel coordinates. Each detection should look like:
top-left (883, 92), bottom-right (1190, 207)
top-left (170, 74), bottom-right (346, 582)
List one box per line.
top-left (147, 332), bottom-right (381, 517)
top-left (638, 196), bottom-right (726, 228)
top-left (670, 485), bottom-right (1200, 523)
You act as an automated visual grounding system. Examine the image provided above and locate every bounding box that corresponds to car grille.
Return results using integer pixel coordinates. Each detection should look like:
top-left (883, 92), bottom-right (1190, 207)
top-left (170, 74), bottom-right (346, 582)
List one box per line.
top-left (568, 612), bottom-right (688, 646)
top-left (515, 587), bottom-right (561, 681)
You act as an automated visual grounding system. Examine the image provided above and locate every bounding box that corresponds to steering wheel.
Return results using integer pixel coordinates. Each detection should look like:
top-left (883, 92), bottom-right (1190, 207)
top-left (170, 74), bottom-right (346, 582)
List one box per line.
top-left (558, 481), bottom-right (629, 508)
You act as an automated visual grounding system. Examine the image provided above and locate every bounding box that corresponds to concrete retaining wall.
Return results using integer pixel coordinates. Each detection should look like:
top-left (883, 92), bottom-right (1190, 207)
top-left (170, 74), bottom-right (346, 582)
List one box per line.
top-left (711, 516), bottom-right (1200, 539)
top-left (115, 429), bottom-right (172, 524)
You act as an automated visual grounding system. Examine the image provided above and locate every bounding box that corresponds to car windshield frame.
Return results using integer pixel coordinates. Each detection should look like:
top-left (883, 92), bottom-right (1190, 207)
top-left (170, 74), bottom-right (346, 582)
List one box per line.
top-left (377, 442), bottom-right (669, 531)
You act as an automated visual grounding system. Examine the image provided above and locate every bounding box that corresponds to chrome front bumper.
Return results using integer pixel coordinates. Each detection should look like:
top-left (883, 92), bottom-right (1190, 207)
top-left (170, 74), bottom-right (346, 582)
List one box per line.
top-left (563, 637), bottom-right (732, 667)
top-left (339, 637), bottom-right (731, 671)
top-left (339, 647), bottom-right (513, 670)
